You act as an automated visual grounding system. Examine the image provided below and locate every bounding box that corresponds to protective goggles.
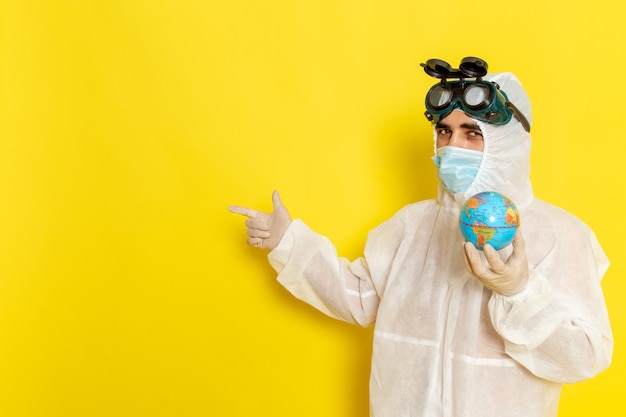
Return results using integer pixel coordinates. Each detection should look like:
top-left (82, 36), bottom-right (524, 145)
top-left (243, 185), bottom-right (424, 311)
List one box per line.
top-left (421, 57), bottom-right (531, 132)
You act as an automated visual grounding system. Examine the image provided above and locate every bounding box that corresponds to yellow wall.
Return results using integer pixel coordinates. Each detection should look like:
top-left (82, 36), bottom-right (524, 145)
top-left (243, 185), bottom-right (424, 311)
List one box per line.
top-left (1, 1), bottom-right (624, 416)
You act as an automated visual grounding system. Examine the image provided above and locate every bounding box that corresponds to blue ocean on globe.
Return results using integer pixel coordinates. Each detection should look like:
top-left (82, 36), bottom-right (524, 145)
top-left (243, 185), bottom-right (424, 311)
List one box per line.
top-left (459, 191), bottom-right (520, 250)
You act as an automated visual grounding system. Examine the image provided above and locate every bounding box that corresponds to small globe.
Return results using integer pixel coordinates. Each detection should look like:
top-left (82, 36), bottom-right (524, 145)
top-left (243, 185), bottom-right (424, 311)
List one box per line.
top-left (459, 191), bottom-right (520, 250)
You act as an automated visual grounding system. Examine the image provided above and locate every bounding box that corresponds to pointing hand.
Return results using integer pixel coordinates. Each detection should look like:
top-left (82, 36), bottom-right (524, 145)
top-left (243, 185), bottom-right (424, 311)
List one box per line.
top-left (228, 190), bottom-right (292, 250)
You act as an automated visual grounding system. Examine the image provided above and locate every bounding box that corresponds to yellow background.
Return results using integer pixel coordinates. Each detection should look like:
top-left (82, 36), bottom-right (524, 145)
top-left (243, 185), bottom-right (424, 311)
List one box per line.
top-left (1, 1), bottom-right (624, 416)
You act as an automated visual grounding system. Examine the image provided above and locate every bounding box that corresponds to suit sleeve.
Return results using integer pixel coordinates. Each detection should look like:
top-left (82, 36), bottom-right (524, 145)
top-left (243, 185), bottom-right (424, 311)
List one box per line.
top-left (268, 219), bottom-right (380, 326)
top-left (488, 214), bottom-right (613, 383)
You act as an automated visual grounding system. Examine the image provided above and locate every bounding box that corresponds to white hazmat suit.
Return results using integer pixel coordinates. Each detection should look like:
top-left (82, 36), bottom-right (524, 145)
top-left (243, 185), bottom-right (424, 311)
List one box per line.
top-left (267, 73), bottom-right (613, 417)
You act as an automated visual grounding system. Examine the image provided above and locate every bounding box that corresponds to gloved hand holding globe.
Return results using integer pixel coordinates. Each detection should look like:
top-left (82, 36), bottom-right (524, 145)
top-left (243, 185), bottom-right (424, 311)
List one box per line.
top-left (460, 191), bottom-right (529, 296)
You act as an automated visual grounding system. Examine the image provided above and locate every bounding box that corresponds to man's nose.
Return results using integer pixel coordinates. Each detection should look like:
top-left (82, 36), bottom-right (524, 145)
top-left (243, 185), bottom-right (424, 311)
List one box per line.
top-left (448, 131), bottom-right (465, 147)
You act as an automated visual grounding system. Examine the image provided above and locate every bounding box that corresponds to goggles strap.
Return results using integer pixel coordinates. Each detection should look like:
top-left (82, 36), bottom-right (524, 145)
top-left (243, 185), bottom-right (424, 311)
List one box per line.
top-left (506, 101), bottom-right (531, 132)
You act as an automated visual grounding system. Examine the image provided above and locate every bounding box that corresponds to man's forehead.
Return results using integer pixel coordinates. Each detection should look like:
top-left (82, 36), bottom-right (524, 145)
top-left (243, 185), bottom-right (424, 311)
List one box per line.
top-left (436, 111), bottom-right (481, 129)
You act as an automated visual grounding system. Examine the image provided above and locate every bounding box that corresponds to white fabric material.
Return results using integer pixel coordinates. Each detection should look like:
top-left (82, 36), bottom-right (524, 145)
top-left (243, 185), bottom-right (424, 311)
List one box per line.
top-left (267, 73), bottom-right (613, 417)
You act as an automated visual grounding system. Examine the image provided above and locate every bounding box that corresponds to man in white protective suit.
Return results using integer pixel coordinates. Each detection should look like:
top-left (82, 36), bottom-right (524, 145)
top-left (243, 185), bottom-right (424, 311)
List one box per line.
top-left (228, 57), bottom-right (613, 417)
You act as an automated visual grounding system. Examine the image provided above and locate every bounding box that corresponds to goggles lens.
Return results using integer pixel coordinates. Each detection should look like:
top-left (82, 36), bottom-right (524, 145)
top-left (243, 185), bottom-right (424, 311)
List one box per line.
top-left (463, 83), bottom-right (491, 109)
top-left (427, 84), bottom-right (455, 110)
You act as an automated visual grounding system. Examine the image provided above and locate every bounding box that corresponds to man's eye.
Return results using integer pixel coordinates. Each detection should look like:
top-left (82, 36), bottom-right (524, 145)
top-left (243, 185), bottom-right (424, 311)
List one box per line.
top-left (468, 131), bottom-right (483, 138)
top-left (437, 129), bottom-right (451, 135)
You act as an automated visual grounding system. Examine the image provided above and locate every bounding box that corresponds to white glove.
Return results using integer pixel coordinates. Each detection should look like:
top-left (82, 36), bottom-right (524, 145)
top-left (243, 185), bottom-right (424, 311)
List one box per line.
top-left (462, 232), bottom-right (530, 296)
top-left (228, 190), bottom-right (292, 250)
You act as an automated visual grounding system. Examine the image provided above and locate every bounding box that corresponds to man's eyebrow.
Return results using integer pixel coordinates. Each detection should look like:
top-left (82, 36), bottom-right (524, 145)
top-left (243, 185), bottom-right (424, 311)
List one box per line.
top-left (434, 122), bottom-right (482, 131)
top-left (461, 122), bottom-right (481, 130)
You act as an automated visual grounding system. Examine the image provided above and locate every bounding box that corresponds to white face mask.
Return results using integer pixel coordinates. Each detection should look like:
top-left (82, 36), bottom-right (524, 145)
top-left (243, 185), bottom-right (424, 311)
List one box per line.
top-left (432, 146), bottom-right (483, 193)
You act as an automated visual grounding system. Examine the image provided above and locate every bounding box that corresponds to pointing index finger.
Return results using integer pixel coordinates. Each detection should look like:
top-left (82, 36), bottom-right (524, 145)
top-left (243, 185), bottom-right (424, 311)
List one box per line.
top-left (227, 205), bottom-right (258, 218)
